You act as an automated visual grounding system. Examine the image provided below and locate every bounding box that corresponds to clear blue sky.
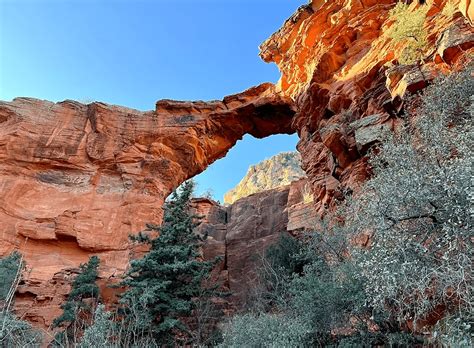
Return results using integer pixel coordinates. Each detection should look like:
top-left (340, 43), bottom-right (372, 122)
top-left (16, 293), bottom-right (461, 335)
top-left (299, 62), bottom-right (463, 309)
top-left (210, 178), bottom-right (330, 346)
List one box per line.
top-left (0, 0), bottom-right (300, 201)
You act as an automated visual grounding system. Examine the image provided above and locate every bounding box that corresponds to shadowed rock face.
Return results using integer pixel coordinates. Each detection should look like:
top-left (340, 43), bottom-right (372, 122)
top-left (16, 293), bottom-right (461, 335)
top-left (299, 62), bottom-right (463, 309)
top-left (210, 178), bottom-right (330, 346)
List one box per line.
top-left (0, 83), bottom-right (295, 327)
top-left (194, 178), bottom-right (316, 306)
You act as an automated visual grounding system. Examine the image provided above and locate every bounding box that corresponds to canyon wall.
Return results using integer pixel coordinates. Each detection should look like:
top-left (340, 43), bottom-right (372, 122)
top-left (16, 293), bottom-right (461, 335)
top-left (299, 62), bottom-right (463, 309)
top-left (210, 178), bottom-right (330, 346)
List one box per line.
top-left (260, 0), bottom-right (473, 215)
top-left (194, 177), bottom-right (316, 306)
top-left (0, 0), bottom-right (472, 331)
top-left (0, 85), bottom-right (295, 327)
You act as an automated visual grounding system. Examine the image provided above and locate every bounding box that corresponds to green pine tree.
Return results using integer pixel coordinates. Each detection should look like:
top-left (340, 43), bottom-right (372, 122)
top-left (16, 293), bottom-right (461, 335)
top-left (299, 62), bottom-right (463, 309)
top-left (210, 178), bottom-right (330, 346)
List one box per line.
top-left (119, 180), bottom-right (215, 346)
top-left (53, 256), bottom-right (100, 345)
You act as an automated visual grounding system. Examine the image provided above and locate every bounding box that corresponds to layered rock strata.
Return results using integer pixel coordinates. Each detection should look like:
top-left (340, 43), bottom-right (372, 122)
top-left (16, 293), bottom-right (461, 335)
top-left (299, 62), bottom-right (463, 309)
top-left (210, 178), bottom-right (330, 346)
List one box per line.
top-left (0, 84), bottom-right (295, 327)
top-left (260, 0), bottom-right (474, 214)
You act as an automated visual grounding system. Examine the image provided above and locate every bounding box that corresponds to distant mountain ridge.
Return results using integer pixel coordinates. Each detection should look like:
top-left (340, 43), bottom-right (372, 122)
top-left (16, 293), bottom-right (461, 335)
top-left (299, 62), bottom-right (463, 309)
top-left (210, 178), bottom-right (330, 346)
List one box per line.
top-left (224, 151), bottom-right (306, 204)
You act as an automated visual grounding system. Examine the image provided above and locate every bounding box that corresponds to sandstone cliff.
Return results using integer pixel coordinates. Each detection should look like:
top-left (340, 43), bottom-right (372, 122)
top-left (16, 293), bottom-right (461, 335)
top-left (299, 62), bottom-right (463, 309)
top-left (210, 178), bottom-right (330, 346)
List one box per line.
top-left (195, 177), bottom-right (316, 305)
top-left (0, 85), bottom-right (295, 327)
top-left (223, 152), bottom-right (306, 204)
top-left (0, 0), bottom-right (472, 331)
top-left (260, 0), bottom-right (473, 215)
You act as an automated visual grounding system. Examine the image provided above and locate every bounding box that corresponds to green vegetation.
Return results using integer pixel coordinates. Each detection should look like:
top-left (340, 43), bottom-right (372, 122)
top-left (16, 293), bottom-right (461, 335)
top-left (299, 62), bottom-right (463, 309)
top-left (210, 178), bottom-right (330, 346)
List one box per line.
top-left (0, 252), bottom-right (42, 346)
top-left (119, 180), bottom-right (216, 346)
top-left (53, 256), bottom-right (100, 346)
top-left (0, 252), bottom-right (22, 305)
top-left (386, 2), bottom-right (429, 65)
top-left (221, 65), bottom-right (473, 346)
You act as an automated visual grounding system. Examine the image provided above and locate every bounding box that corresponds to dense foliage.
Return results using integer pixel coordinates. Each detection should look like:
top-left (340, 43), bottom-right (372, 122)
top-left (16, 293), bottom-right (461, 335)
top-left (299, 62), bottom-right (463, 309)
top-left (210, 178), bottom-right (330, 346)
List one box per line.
top-left (0, 252), bottom-right (22, 305)
top-left (221, 65), bottom-right (473, 346)
top-left (53, 256), bottom-right (100, 345)
top-left (0, 252), bottom-right (41, 347)
top-left (119, 180), bottom-right (216, 346)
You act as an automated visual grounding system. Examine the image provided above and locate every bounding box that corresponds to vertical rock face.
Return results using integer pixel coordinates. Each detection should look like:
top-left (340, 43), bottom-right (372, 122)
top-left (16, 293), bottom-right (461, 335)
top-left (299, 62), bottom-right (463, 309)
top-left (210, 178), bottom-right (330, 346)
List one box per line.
top-left (195, 179), bottom-right (315, 305)
top-left (0, 85), bottom-right (295, 327)
top-left (260, 0), bottom-right (474, 214)
top-left (223, 151), bottom-right (306, 204)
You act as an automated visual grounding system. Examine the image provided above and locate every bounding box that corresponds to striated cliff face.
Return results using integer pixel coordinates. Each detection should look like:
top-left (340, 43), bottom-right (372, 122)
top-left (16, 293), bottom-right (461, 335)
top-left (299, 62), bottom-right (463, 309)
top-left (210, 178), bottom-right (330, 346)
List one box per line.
top-left (0, 84), bottom-right (295, 327)
top-left (0, 0), bottom-right (472, 331)
top-left (260, 0), bottom-right (474, 215)
top-left (223, 151), bottom-right (306, 204)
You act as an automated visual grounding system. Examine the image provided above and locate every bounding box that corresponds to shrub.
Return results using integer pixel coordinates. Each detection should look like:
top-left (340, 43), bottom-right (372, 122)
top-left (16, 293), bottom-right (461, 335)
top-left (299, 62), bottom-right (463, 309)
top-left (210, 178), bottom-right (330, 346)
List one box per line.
top-left (219, 313), bottom-right (311, 348)
top-left (78, 304), bottom-right (113, 348)
top-left (345, 65), bottom-right (473, 328)
top-left (265, 233), bottom-right (307, 281)
top-left (0, 252), bottom-right (42, 346)
top-left (386, 2), bottom-right (429, 65)
top-left (0, 312), bottom-right (42, 347)
top-left (286, 232), bottom-right (367, 345)
top-left (0, 252), bottom-right (22, 306)
top-left (432, 312), bottom-right (473, 347)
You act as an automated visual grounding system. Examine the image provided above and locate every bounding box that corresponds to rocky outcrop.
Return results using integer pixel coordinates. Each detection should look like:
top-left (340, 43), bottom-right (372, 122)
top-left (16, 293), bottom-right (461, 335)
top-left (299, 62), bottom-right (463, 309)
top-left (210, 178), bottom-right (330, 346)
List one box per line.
top-left (194, 179), bottom-right (315, 305)
top-left (260, 0), bottom-right (474, 215)
top-left (223, 152), bottom-right (306, 204)
top-left (0, 84), bottom-right (295, 328)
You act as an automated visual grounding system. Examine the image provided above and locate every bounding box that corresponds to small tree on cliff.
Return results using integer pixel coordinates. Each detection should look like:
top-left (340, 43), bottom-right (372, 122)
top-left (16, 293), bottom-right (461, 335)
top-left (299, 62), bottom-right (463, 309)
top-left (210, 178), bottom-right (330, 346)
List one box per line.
top-left (53, 256), bottom-right (100, 345)
top-left (119, 180), bottom-right (215, 346)
top-left (387, 2), bottom-right (429, 65)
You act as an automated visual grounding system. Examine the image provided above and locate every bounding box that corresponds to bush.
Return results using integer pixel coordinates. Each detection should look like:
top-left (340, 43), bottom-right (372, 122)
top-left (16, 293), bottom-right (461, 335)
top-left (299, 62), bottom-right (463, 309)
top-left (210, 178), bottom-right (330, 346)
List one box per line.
top-left (220, 313), bottom-right (311, 348)
top-left (0, 252), bottom-right (42, 346)
top-left (78, 304), bottom-right (113, 348)
top-left (345, 66), bottom-right (473, 328)
top-left (0, 312), bottom-right (42, 347)
top-left (432, 312), bottom-right (473, 347)
top-left (0, 252), bottom-right (22, 305)
top-left (386, 2), bottom-right (429, 65)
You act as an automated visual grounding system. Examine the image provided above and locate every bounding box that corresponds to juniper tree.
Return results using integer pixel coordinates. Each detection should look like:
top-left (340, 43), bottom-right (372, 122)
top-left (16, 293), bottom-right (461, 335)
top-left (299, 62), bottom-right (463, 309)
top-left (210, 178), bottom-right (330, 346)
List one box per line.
top-left (53, 256), bottom-right (100, 345)
top-left (119, 180), bottom-right (215, 346)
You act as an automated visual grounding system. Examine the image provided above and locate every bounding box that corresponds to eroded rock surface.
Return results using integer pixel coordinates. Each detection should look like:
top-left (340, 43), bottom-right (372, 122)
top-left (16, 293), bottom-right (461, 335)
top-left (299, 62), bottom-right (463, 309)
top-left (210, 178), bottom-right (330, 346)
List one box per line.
top-left (260, 0), bottom-right (474, 214)
top-left (195, 179), bottom-right (315, 305)
top-left (0, 84), bottom-right (295, 327)
top-left (223, 151), bottom-right (306, 204)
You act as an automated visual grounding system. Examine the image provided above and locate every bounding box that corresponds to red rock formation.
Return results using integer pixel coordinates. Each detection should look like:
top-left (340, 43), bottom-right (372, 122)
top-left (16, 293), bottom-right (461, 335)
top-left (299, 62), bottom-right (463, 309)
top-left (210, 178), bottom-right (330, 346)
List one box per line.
top-left (0, 84), bottom-right (295, 328)
top-left (260, 0), bottom-right (474, 215)
top-left (194, 180), bottom-right (313, 305)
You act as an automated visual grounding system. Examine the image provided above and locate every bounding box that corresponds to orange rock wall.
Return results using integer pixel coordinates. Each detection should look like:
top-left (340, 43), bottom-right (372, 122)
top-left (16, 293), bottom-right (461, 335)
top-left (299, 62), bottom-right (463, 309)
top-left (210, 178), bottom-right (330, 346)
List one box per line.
top-left (0, 84), bottom-right (295, 328)
top-left (260, 0), bottom-right (474, 215)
